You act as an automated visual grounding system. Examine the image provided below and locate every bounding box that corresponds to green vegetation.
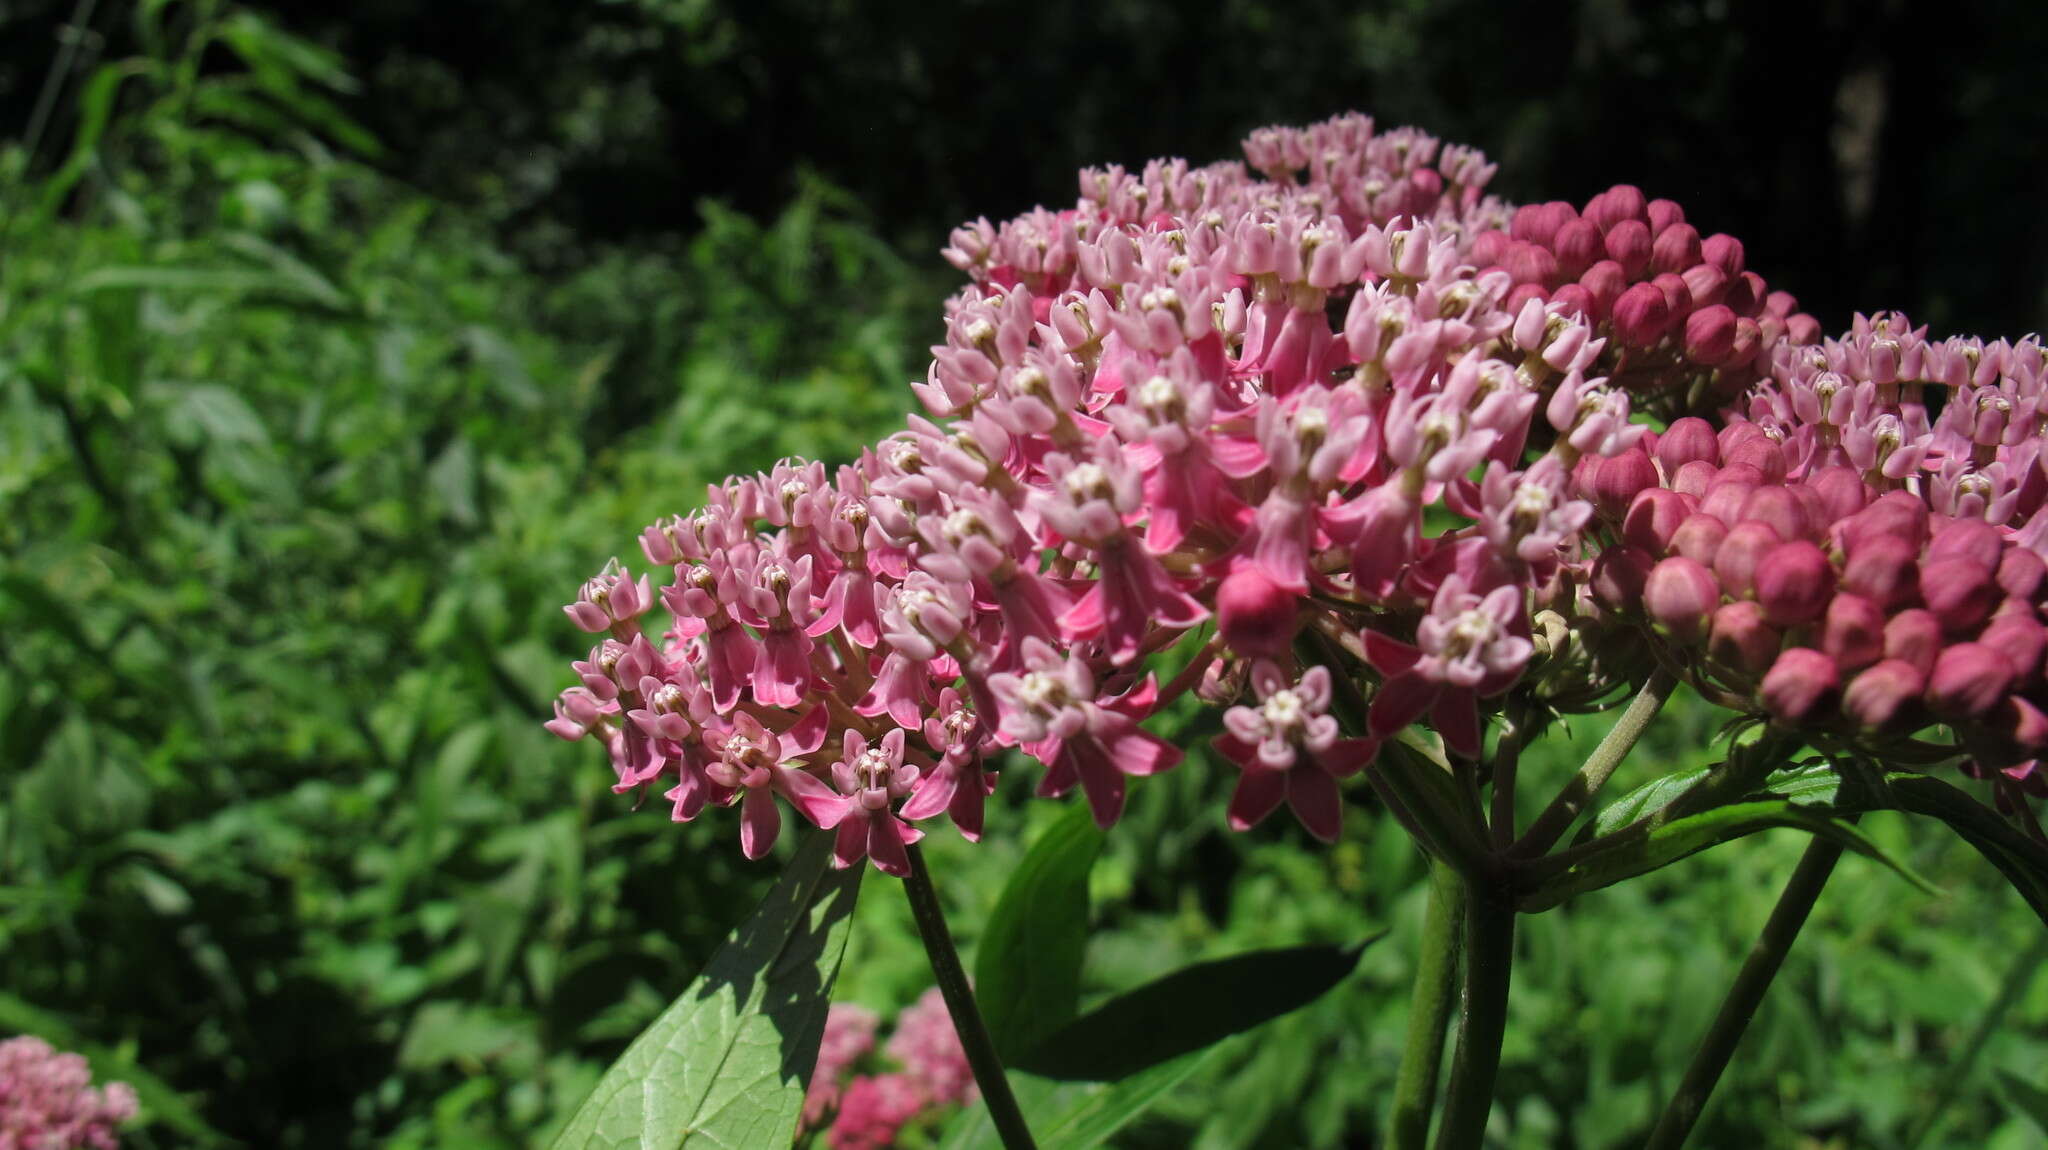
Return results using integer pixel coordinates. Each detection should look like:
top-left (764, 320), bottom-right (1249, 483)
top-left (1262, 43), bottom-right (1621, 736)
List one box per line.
top-left (2, 4), bottom-right (2043, 1147)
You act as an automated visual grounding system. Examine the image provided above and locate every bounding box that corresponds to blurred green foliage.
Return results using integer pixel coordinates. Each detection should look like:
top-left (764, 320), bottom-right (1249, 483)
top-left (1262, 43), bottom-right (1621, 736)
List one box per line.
top-left (1, 3), bottom-right (2044, 1148)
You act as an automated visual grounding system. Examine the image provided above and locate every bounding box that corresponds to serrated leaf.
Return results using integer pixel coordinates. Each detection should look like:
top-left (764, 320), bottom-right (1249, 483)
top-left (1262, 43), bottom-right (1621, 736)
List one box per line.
top-left (1011, 940), bottom-right (1376, 1081)
top-left (548, 831), bottom-right (861, 1150)
top-left (974, 802), bottom-right (1103, 1061)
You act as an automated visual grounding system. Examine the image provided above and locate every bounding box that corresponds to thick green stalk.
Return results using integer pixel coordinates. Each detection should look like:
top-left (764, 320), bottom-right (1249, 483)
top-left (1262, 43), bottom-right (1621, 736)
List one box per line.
top-left (1389, 859), bottom-right (1466, 1149)
top-left (1643, 834), bottom-right (1845, 1150)
top-left (1512, 668), bottom-right (1676, 857)
top-left (1431, 887), bottom-right (1515, 1150)
top-left (903, 843), bottom-right (1038, 1150)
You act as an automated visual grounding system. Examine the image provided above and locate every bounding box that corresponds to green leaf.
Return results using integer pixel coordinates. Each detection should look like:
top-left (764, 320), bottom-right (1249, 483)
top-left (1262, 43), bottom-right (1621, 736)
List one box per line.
top-left (1011, 940), bottom-right (1376, 1081)
top-left (1882, 773), bottom-right (2048, 928)
top-left (1584, 764), bottom-right (1713, 840)
top-left (935, 1046), bottom-right (1226, 1150)
top-left (1996, 1069), bottom-right (2048, 1135)
top-left (547, 831), bottom-right (861, 1150)
top-left (974, 802), bottom-right (1104, 1061)
top-left (1525, 799), bottom-right (1936, 912)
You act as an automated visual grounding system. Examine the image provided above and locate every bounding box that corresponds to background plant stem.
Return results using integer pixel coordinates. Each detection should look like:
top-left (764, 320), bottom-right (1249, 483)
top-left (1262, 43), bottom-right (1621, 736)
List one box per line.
top-left (1643, 833), bottom-right (1845, 1150)
top-left (1431, 886), bottom-right (1515, 1150)
top-left (903, 842), bottom-right (1038, 1150)
top-left (1513, 669), bottom-right (1675, 857)
top-left (1389, 858), bottom-right (1466, 1150)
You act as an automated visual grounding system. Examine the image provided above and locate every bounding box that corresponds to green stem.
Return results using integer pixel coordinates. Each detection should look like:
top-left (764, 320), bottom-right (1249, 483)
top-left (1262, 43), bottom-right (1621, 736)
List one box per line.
top-left (1431, 886), bottom-right (1515, 1150)
top-left (902, 843), bottom-right (1037, 1150)
top-left (1512, 668), bottom-right (1676, 857)
top-left (1902, 928), bottom-right (2048, 1149)
top-left (1389, 859), bottom-right (1466, 1150)
top-left (1643, 834), bottom-right (1845, 1150)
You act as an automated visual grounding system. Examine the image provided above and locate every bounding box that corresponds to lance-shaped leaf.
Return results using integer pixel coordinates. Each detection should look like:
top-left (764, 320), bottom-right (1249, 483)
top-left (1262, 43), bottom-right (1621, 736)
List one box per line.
top-left (1882, 773), bottom-right (2048, 928)
top-left (549, 831), bottom-right (860, 1150)
top-left (1521, 798), bottom-right (1934, 912)
top-left (974, 802), bottom-right (1104, 1061)
top-left (1011, 939), bottom-right (1378, 1082)
top-left (934, 1045), bottom-right (1228, 1150)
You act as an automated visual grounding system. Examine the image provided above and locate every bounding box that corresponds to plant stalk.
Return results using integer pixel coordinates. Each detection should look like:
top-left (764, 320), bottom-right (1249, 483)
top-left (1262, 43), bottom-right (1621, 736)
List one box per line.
top-left (1431, 885), bottom-right (1515, 1150)
top-left (903, 842), bottom-right (1038, 1150)
top-left (1643, 833), bottom-right (1845, 1150)
top-left (1512, 668), bottom-right (1676, 857)
top-left (1389, 858), bottom-right (1466, 1149)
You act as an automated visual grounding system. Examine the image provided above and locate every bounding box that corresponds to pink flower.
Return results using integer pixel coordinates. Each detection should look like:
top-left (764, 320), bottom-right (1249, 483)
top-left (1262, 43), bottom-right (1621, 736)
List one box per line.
top-left (828, 1073), bottom-right (925, 1150)
top-left (987, 639), bottom-right (1182, 827)
top-left (1364, 576), bottom-right (1533, 759)
top-left (901, 689), bottom-right (998, 841)
top-left (885, 989), bottom-right (977, 1107)
top-left (1213, 664), bottom-right (1378, 841)
top-left (826, 729), bottom-right (924, 877)
top-left (0, 1035), bottom-right (137, 1150)
top-left (803, 1004), bottom-right (880, 1131)
top-left (700, 709), bottom-right (844, 859)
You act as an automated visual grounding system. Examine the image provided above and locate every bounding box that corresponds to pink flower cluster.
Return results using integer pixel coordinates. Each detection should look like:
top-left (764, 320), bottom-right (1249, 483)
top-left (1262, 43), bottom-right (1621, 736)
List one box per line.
top-left (801, 991), bottom-right (975, 1148)
top-left (0, 1037), bottom-right (137, 1150)
top-left (551, 110), bottom-right (2048, 862)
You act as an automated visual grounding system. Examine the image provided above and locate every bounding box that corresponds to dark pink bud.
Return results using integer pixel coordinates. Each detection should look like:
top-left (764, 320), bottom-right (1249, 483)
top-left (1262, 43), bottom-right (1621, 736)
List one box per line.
top-left (1511, 202), bottom-right (1572, 247)
top-left (1699, 478), bottom-right (1756, 527)
top-left (1980, 611), bottom-right (2045, 686)
top-left (1838, 492), bottom-right (1930, 555)
top-left (1683, 303), bottom-right (1739, 365)
top-left (1552, 219), bottom-right (1603, 279)
top-left (1842, 659), bottom-right (1925, 730)
top-left (1925, 643), bottom-right (2016, 719)
top-left (1504, 281), bottom-right (1549, 315)
top-left (1651, 272), bottom-right (1694, 318)
top-left (1808, 466), bottom-right (1870, 521)
top-left (1729, 317), bottom-right (1763, 363)
top-left (1217, 567), bottom-right (1298, 660)
top-left (1625, 488), bottom-right (1691, 553)
top-left (1647, 198), bottom-right (1687, 234)
top-left (1592, 448), bottom-right (1659, 518)
top-left (1709, 600), bottom-right (1781, 674)
top-left (1724, 437), bottom-right (1788, 483)
top-left (1655, 417), bottom-right (1720, 472)
top-left (1671, 460), bottom-right (1720, 498)
top-left (1920, 558), bottom-right (1999, 633)
top-left (1761, 647), bottom-right (1839, 722)
top-left (1506, 241), bottom-right (1559, 287)
top-left (1646, 557), bottom-right (1722, 643)
top-left (1549, 283), bottom-right (1595, 319)
top-left (1701, 233), bottom-right (1746, 276)
top-left (1714, 520), bottom-right (1783, 599)
top-left (1995, 696), bottom-right (2048, 751)
top-left (1578, 260), bottom-right (1627, 318)
top-left (1999, 548), bottom-right (2046, 601)
top-left (1718, 421), bottom-right (1769, 456)
top-left (1755, 541), bottom-right (1836, 626)
top-left (1604, 220), bottom-right (1653, 278)
top-left (1470, 230), bottom-right (1511, 268)
top-left (1821, 593), bottom-right (1886, 672)
top-left (1884, 609), bottom-right (1943, 674)
top-left (1787, 313), bottom-right (1822, 344)
top-left (1681, 264), bottom-right (1729, 310)
top-left (1840, 533), bottom-right (1922, 609)
top-left (1651, 224), bottom-right (1702, 275)
top-left (1926, 518), bottom-right (2003, 571)
top-left (1671, 513), bottom-right (1730, 564)
top-left (1611, 282), bottom-right (1669, 348)
top-left (1599, 184), bottom-right (1649, 228)
top-left (1739, 484), bottom-right (1811, 542)
top-left (1725, 272), bottom-right (1767, 318)
top-left (1593, 545), bottom-right (1656, 611)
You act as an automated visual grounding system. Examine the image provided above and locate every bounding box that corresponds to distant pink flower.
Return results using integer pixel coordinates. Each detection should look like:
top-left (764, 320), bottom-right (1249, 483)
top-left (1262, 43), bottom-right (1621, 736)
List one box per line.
top-left (803, 1005), bottom-right (880, 1131)
top-left (0, 1035), bottom-right (137, 1150)
top-left (828, 1073), bottom-right (924, 1150)
top-left (885, 989), bottom-right (977, 1107)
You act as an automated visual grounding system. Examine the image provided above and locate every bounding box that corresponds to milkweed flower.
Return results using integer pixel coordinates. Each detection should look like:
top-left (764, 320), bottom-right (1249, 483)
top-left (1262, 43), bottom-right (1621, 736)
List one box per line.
top-left (0, 1035), bottom-right (138, 1150)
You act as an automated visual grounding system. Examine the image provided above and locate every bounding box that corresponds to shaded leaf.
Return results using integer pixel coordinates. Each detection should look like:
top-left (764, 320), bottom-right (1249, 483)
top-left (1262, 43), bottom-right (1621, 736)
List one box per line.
top-left (936, 1046), bottom-right (1225, 1150)
top-left (974, 802), bottom-right (1103, 1062)
top-left (1996, 1069), bottom-right (2048, 1136)
top-left (547, 832), bottom-right (861, 1149)
top-left (1012, 941), bottom-right (1375, 1081)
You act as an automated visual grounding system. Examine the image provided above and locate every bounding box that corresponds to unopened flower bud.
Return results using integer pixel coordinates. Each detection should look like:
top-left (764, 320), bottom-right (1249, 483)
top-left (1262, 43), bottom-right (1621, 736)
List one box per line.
top-left (1739, 484), bottom-right (1811, 542)
top-left (1683, 304), bottom-right (1739, 365)
top-left (1552, 219), bottom-right (1603, 280)
top-left (1808, 466), bottom-right (1870, 521)
top-left (1884, 609), bottom-right (1944, 675)
top-left (1591, 448), bottom-right (1659, 518)
top-left (1998, 548), bottom-right (2047, 601)
top-left (1980, 611), bottom-right (2046, 686)
top-left (1655, 417), bottom-right (1720, 472)
top-left (1709, 600), bottom-right (1781, 674)
top-left (1920, 558), bottom-right (2000, 633)
top-left (1723, 437), bottom-right (1789, 484)
top-left (1842, 659), bottom-right (1925, 730)
top-left (1645, 557), bottom-right (1721, 642)
top-left (1611, 282), bottom-right (1670, 348)
top-left (1593, 544), bottom-right (1656, 611)
top-left (1671, 459), bottom-right (1720, 498)
top-left (1671, 513), bottom-right (1729, 564)
top-left (1624, 488), bottom-right (1691, 553)
top-left (1840, 533), bottom-right (1921, 609)
top-left (1550, 283), bottom-right (1595, 319)
top-left (1682, 264), bottom-right (1729, 311)
top-left (1698, 477), bottom-right (1753, 524)
top-left (1838, 492), bottom-right (1930, 555)
top-left (1761, 647), bottom-right (1839, 722)
top-left (1651, 223), bottom-right (1702, 275)
top-left (1651, 272), bottom-right (1694, 320)
top-left (1217, 567), bottom-right (1299, 660)
top-left (1713, 520), bottom-right (1784, 599)
top-left (1821, 593), bottom-right (1886, 671)
top-left (1647, 198), bottom-right (1686, 233)
top-left (1926, 643), bottom-right (2017, 719)
top-left (1755, 541), bottom-right (1836, 626)
top-left (1604, 220), bottom-right (1653, 278)
top-left (1701, 233), bottom-right (1745, 276)
top-left (1926, 518), bottom-right (2004, 571)
top-left (1579, 260), bottom-right (1627, 318)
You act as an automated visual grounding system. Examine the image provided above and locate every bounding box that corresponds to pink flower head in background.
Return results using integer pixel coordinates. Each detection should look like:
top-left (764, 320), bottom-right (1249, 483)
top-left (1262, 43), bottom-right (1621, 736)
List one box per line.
top-left (0, 1035), bottom-right (137, 1150)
